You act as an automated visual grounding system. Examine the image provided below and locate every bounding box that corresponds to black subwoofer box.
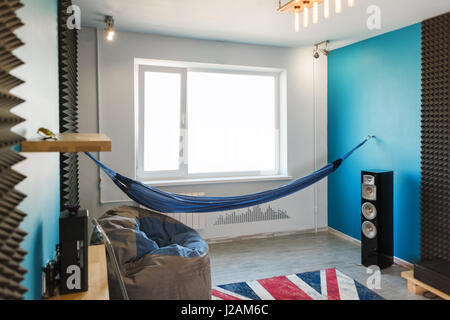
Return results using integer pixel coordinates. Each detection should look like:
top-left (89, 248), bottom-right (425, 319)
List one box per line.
top-left (414, 259), bottom-right (450, 295)
top-left (59, 209), bottom-right (89, 294)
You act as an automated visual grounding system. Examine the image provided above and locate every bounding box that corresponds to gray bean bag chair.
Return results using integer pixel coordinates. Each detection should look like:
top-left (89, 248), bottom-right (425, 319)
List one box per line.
top-left (93, 206), bottom-right (211, 300)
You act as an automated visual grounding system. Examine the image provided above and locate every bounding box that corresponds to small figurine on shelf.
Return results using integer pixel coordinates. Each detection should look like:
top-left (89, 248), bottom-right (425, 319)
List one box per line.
top-left (37, 127), bottom-right (58, 140)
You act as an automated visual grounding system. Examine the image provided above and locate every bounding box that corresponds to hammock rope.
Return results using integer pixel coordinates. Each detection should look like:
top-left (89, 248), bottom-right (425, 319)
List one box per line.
top-left (85, 137), bottom-right (372, 213)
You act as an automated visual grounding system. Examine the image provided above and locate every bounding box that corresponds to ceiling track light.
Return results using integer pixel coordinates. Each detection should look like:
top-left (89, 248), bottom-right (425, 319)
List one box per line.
top-left (313, 40), bottom-right (330, 59)
top-left (277, 0), bottom-right (356, 32)
top-left (105, 15), bottom-right (115, 41)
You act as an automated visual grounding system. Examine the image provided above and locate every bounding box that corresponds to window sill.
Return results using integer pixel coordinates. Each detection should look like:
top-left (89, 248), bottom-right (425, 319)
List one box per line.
top-left (141, 175), bottom-right (293, 187)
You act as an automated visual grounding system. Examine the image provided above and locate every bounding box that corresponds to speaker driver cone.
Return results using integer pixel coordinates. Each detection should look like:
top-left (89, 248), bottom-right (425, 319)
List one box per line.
top-left (362, 202), bottom-right (377, 220)
top-left (362, 184), bottom-right (376, 200)
top-left (362, 221), bottom-right (377, 239)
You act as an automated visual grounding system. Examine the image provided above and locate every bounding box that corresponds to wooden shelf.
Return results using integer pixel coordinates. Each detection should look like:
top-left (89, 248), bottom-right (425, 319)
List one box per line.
top-left (20, 133), bottom-right (111, 153)
top-left (47, 245), bottom-right (110, 300)
top-left (402, 270), bottom-right (450, 300)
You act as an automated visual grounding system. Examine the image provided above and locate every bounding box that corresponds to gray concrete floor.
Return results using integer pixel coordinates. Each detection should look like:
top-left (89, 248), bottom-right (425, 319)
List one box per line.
top-left (208, 231), bottom-right (430, 300)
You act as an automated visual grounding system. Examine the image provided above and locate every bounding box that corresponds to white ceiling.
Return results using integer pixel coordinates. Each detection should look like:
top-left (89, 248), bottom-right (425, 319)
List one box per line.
top-left (74, 0), bottom-right (450, 48)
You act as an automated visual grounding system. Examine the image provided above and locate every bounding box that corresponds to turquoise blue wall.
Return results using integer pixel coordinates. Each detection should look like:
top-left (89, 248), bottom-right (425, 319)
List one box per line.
top-left (327, 24), bottom-right (422, 263)
top-left (13, 0), bottom-right (60, 299)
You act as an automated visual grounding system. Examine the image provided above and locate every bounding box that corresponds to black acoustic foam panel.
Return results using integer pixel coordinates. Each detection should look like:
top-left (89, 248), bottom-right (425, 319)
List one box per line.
top-left (420, 12), bottom-right (450, 262)
top-left (0, 0), bottom-right (28, 299)
top-left (58, 0), bottom-right (80, 210)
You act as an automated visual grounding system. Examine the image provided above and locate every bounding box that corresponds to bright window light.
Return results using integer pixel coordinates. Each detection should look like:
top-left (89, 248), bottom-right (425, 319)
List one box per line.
top-left (143, 71), bottom-right (181, 171)
top-left (138, 63), bottom-right (283, 182)
top-left (187, 72), bottom-right (277, 174)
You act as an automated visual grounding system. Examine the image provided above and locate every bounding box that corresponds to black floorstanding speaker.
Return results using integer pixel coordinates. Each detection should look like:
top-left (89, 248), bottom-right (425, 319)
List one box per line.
top-left (59, 209), bottom-right (89, 294)
top-left (361, 170), bottom-right (394, 269)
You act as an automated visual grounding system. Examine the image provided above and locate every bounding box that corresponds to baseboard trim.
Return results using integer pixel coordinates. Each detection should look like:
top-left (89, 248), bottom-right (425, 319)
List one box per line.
top-left (393, 256), bottom-right (414, 270)
top-left (328, 227), bottom-right (362, 246)
top-left (327, 227), bottom-right (414, 270)
top-left (206, 227), bottom-right (329, 244)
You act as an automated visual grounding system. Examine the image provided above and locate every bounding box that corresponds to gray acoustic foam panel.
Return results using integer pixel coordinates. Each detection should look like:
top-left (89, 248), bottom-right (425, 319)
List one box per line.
top-left (420, 12), bottom-right (450, 262)
top-left (0, 0), bottom-right (28, 300)
top-left (58, 0), bottom-right (80, 210)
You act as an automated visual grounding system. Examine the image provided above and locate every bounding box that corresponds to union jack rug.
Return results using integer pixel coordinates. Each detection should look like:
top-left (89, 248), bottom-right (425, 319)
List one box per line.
top-left (212, 268), bottom-right (384, 300)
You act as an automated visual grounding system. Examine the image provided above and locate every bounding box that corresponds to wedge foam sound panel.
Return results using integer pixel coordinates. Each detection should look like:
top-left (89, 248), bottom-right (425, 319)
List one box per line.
top-left (420, 12), bottom-right (450, 263)
top-left (58, 0), bottom-right (79, 211)
top-left (0, 0), bottom-right (28, 300)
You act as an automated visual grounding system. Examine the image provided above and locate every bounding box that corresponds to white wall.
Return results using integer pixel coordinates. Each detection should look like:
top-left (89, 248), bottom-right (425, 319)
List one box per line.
top-left (78, 27), bottom-right (327, 240)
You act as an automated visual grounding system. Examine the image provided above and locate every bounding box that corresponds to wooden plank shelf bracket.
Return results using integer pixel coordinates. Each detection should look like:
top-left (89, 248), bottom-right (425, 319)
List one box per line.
top-left (401, 270), bottom-right (450, 300)
top-left (20, 133), bottom-right (112, 153)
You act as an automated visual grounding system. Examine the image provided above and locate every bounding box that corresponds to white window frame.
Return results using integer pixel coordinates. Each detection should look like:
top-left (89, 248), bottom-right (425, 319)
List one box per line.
top-left (136, 60), bottom-right (288, 185)
top-left (137, 65), bottom-right (188, 180)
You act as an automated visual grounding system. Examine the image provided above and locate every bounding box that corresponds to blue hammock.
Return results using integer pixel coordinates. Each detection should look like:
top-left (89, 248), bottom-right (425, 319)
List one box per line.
top-left (85, 137), bottom-right (371, 213)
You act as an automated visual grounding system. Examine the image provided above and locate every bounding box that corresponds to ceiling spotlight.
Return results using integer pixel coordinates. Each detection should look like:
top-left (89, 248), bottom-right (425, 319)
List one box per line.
top-left (313, 48), bottom-right (320, 59)
top-left (105, 16), bottom-right (115, 41)
top-left (313, 40), bottom-right (330, 59)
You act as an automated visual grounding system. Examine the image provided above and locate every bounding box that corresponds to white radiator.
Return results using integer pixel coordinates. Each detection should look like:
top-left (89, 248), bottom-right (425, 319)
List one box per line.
top-left (141, 192), bottom-right (207, 230)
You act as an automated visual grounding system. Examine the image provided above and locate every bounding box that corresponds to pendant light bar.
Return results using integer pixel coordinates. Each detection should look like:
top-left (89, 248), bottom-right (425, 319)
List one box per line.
top-left (295, 7), bottom-right (301, 32)
top-left (278, 0), bottom-right (356, 31)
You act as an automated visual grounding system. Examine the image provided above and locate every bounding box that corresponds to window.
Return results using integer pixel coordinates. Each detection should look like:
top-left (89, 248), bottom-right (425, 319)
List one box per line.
top-left (137, 62), bottom-right (285, 184)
